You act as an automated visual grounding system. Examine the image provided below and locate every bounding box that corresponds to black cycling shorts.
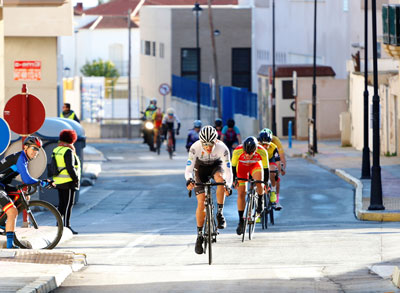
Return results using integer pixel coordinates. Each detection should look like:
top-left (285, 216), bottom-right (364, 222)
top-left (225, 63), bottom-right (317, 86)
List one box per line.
top-left (194, 159), bottom-right (223, 195)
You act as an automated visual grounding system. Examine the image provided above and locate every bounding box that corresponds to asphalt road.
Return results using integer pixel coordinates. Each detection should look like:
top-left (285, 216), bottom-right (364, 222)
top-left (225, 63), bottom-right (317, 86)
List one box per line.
top-left (54, 140), bottom-right (400, 292)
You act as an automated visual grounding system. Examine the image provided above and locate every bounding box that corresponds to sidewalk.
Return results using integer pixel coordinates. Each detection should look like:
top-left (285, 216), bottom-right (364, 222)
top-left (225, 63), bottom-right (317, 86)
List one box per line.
top-left (285, 139), bottom-right (400, 221)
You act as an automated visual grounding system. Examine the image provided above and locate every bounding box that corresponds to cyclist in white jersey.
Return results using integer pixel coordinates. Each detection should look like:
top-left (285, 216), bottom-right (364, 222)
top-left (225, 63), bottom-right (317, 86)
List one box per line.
top-left (185, 125), bottom-right (233, 255)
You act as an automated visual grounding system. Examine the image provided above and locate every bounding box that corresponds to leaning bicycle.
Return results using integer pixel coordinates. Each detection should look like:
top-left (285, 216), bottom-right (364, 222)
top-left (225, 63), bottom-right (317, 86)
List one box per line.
top-left (0, 182), bottom-right (63, 249)
top-left (189, 180), bottom-right (226, 265)
top-left (237, 177), bottom-right (265, 242)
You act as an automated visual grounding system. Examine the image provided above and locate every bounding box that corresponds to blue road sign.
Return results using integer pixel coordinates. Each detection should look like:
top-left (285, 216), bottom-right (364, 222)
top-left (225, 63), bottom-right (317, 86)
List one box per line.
top-left (0, 118), bottom-right (11, 155)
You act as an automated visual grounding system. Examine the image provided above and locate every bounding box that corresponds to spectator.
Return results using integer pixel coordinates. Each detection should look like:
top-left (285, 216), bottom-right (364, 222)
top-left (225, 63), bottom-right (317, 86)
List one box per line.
top-left (214, 118), bottom-right (223, 140)
top-left (60, 103), bottom-right (80, 123)
top-left (186, 120), bottom-right (202, 151)
top-left (52, 129), bottom-right (81, 235)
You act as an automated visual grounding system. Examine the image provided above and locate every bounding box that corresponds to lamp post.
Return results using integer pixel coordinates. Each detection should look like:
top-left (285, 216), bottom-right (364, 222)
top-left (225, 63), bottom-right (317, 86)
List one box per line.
top-left (271, 0), bottom-right (277, 135)
top-left (368, 0), bottom-right (384, 210)
top-left (193, 2), bottom-right (203, 120)
top-left (361, 0), bottom-right (371, 179)
top-left (311, 0), bottom-right (318, 154)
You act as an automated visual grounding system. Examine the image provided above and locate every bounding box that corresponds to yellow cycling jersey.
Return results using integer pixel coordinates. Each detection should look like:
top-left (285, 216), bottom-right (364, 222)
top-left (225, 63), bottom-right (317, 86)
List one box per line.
top-left (260, 142), bottom-right (280, 162)
top-left (231, 145), bottom-right (269, 169)
top-left (272, 136), bottom-right (284, 154)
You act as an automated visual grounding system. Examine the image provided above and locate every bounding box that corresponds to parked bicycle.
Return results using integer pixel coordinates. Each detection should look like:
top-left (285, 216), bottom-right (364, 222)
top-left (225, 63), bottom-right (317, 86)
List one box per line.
top-left (189, 180), bottom-right (226, 265)
top-left (260, 170), bottom-right (279, 229)
top-left (0, 182), bottom-right (63, 249)
top-left (237, 177), bottom-right (265, 242)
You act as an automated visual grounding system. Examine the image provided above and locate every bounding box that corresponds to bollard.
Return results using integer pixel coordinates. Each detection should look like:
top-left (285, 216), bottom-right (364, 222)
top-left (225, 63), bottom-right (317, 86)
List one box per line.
top-left (288, 121), bottom-right (292, 149)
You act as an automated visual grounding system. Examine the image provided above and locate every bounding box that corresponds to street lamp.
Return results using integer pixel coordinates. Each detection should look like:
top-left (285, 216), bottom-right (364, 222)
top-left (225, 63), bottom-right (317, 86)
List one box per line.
top-left (361, 0), bottom-right (371, 179)
top-left (368, 0), bottom-right (384, 210)
top-left (193, 2), bottom-right (203, 120)
top-left (271, 0), bottom-right (277, 135)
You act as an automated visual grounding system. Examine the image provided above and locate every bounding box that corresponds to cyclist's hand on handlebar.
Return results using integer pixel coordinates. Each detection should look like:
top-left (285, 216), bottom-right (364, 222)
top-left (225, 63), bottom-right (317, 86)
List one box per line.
top-left (225, 186), bottom-right (232, 196)
top-left (281, 163), bottom-right (286, 176)
top-left (40, 179), bottom-right (55, 190)
top-left (186, 178), bottom-right (195, 190)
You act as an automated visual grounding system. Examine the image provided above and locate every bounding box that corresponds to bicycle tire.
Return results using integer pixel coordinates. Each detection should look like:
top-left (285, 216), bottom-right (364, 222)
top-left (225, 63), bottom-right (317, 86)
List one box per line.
top-left (261, 193), bottom-right (267, 230)
top-left (14, 200), bottom-right (63, 249)
top-left (206, 203), bottom-right (213, 265)
top-left (249, 195), bottom-right (256, 240)
top-left (270, 206), bottom-right (275, 225)
top-left (156, 134), bottom-right (161, 155)
top-left (242, 196), bottom-right (250, 242)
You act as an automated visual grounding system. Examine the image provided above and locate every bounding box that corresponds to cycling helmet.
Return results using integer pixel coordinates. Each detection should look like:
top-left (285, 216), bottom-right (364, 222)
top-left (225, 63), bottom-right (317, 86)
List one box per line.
top-left (227, 119), bottom-right (235, 128)
top-left (242, 136), bottom-right (258, 154)
top-left (151, 98), bottom-right (157, 105)
top-left (23, 136), bottom-right (43, 148)
top-left (193, 120), bottom-right (202, 128)
top-left (199, 125), bottom-right (218, 144)
top-left (262, 128), bottom-right (273, 137)
top-left (214, 118), bottom-right (222, 127)
top-left (166, 108), bottom-right (174, 115)
top-left (258, 131), bottom-right (272, 144)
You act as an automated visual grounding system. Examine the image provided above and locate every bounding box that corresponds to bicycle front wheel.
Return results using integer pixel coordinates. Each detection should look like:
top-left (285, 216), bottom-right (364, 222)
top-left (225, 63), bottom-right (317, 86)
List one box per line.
top-left (206, 204), bottom-right (213, 265)
top-left (14, 200), bottom-right (63, 249)
top-left (156, 134), bottom-right (161, 155)
top-left (249, 196), bottom-right (256, 240)
top-left (242, 196), bottom-right (250, 242)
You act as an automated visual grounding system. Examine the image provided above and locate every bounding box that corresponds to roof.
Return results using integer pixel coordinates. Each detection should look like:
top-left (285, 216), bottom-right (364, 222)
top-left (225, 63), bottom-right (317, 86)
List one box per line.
top-left (80, 16), bottom-right (138, 30)
top-left (84, 0), bottom-right (238, 16)
top-left (257, 64), bottom-right (336, 78)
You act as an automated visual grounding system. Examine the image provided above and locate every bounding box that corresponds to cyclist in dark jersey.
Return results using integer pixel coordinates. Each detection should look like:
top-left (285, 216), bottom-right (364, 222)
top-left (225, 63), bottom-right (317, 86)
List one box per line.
top-left (0, 136), bottom-right (53, 248)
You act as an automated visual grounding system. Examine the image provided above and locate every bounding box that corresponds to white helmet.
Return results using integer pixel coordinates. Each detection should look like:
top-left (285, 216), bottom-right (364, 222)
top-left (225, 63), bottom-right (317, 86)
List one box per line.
top-left (166, 108), bottom-right (174, 115)
top-left (199, 125), bottom-right (218, 144)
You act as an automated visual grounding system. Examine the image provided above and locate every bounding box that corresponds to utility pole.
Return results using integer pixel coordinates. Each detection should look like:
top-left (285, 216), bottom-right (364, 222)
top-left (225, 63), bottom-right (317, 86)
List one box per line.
top-left (127, 9), bottom-right (132, 139)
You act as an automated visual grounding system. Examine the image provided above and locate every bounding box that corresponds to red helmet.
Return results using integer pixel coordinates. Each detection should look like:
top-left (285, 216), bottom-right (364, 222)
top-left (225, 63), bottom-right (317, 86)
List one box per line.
top-left (23, 136), bottom-right (43, 148)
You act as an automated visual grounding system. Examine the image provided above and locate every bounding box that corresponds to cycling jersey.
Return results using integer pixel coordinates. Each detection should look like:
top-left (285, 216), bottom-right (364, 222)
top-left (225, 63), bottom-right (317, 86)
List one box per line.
top-left (232, 145), bottom-right (269, 182)
top-left (162, 114), bottom-right (180, 129)
top-left (185, 140), bottom-right (233, 186)
top-left (152, 111), bottom-right (164, 129)
top-left (186, 129), bottom-right (200, 151)
top-left (0, 151), bottom-right (38, 188)
top-left (263, 142), bottom-right (281, 163)
top-left (272, 136), bottom-right (284, 155)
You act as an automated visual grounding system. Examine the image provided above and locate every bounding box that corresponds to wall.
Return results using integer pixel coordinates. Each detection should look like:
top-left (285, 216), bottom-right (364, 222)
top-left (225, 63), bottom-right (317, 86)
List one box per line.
top-left (297, 78), bottom-right (347, 140)
top-left (4, 37), bottom-right (58, 117)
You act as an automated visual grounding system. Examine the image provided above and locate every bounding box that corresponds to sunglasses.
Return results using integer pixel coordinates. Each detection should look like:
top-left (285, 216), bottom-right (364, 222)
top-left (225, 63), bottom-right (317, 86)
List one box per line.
top-left (202, 142), bottom-right (215, 147)
top-left (30, 146), bottom-right (40, 152)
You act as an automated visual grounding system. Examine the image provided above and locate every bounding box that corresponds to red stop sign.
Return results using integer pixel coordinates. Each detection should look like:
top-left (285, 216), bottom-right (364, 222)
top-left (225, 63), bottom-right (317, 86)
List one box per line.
top-left (4, 93), bottom-right (45, 135)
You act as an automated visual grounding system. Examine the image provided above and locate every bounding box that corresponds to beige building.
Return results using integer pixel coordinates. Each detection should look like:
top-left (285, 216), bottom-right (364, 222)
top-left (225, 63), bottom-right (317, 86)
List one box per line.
top-left (139, 5), bottom-right (251, 111)
top-left (1, 0), bottom-right (73, 118)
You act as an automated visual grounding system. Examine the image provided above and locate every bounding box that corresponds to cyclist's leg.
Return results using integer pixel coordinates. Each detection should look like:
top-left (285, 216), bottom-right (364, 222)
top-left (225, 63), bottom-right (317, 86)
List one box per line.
top-left (269, 162), bottom-right (278, 203)
top-left (153, 127), bottom-right (159, 148)
top-left (251, 163), bottom-right (264, 213)
top-left (195, 192), bottom-right (206, 229)
top-left (213, 166), bottom-right (227, 229)
top-left (0, 190), bottom-right (19, 248)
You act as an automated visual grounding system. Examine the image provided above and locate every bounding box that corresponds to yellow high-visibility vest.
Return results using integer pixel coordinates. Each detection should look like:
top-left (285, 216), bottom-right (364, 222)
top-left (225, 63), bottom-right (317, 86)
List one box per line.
top-left (52, 146), bottom-right (81, 185)
top-left (60, 111), bottom-right (76, 120)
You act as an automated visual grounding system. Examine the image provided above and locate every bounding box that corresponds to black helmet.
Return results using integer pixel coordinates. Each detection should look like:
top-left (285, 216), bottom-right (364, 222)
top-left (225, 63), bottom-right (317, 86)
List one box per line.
top-left (227, 119), bottom-right (235, 128)
top-left (243, 136), bottom-right (257, 154)
top-left (23, 136), bottom-right (43, 148)
top-left (258, 131), bottom-right (272, 144)
top-left (215, 118), bottom-right (222, 127)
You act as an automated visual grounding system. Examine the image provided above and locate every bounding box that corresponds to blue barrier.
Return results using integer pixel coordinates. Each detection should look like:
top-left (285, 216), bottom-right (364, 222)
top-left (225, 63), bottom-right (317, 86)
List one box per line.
top-left (288, 121), bottom-right (292, 149)
top-left (172, 75), bottom-right (257, 121)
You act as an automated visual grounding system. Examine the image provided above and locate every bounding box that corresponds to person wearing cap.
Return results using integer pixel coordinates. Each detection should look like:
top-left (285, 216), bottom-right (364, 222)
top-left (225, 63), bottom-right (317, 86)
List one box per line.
top-left (60, 103), bottom-right (80, 123)
top-left (52, 129), bottom-right (81, 235)
top-left (185, 120), bottom-right (202, 152)
top-left (0, 136), bottom-right (54, 248)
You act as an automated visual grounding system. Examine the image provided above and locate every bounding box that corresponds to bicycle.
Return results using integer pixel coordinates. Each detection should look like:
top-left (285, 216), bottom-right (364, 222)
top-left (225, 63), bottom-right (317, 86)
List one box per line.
top-left (155, 128), bottom-right (162, 155)
top-left (0, 182), bottom-right (63, 249)
top-left (166, 128), bottom-right (174, 159)
top-left (236, 177), bottom-right (265, 242)
top-left (260, 170), bottom-right (279, 229)
top-left (188, 180), bottom-right (226, 265)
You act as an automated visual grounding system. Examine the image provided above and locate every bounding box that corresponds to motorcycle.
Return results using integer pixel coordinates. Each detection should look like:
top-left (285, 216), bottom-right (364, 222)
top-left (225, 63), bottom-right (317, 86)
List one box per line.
top-left (141, 112), bottom-right (155, 152)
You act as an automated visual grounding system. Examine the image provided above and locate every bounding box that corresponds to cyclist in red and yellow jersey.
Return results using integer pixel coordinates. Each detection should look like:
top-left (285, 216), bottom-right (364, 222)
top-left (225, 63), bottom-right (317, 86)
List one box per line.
top-left (231, 136), bottom-right (269, 235)
top-left (152, 108), bottom-right (164, 150)
top-left (258, 130), bottom-right (282, 210)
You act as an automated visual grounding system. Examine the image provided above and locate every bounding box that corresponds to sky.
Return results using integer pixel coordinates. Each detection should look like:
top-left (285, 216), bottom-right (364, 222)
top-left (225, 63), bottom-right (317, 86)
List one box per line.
top-left (72, 0), bottom-right (99, 9)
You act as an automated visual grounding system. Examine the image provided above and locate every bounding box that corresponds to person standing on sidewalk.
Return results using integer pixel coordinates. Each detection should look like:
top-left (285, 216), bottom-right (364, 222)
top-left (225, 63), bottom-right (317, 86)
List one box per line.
top-left (52, 129), bottom-right (81, 235)
top-left (60, 103), bottom-right (80, 124)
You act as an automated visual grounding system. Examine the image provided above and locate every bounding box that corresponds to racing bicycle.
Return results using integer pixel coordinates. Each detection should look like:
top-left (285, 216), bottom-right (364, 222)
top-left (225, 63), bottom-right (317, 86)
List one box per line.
top-left (0, 182), bottom-right (63, 249)
top-left (260, 170), bottom-right (279, 229)
top-left (189, 180), bottom-right (226, 265)
top-left (237, 177), bottom-right (265, 242)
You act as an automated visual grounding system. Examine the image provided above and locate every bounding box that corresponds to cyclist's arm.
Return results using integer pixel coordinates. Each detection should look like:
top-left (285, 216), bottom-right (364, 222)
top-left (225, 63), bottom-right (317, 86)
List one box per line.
top-left (16, 153), bottom-right (38, 185)
top-left (273, 136), bottom-right (286, 167)
top-left (184, 147), bottom-right (197, 181)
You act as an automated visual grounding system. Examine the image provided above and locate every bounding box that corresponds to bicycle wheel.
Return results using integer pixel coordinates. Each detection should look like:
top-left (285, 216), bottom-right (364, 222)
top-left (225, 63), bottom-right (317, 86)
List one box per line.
top-left (156, 134), bottom-right (161, 155)
top-left (269, 205), bottom-right (275, 225)
top-left (14, 200), bottom-right (63, 249)
top-left (249, 195), bottom-right (256, 240)
top-left (206, 203), bottom-right (213, 265)
top-left (261, 193), bottom-right (267, 230)
top-left (242, 196), bottom-right (250, 242)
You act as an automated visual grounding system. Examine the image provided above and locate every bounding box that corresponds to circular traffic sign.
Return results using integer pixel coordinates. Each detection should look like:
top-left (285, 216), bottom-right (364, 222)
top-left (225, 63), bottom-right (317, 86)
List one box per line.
top-left (0, 118), bottom-right (11, 155)
top-left (159, 83), bottom-right (171, 96)
top-left (4, 93), bottom-right (45, 135)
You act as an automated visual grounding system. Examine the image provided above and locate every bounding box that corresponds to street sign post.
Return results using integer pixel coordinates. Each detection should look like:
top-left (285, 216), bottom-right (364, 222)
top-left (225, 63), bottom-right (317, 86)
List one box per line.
top-left (159, 83), bottom-right (171, 112)
top-left (0, 118), bottom-right (11, 156)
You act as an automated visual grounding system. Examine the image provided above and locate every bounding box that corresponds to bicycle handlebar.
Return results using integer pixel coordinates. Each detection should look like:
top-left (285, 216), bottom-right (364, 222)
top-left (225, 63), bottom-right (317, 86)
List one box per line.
top-left (15, 182), bottom-right (40, 196)
top-left (236, 178), bottom-right (265, 184)
top-left (188, 181), bottom-right (227, 198)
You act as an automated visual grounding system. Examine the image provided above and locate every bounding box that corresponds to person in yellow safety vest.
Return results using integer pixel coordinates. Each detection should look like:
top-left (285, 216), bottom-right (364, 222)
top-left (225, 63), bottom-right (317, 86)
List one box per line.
top-left (52, 129), bottom-right (81, 235)
top-left (60, 103), bottom-right (80, 123)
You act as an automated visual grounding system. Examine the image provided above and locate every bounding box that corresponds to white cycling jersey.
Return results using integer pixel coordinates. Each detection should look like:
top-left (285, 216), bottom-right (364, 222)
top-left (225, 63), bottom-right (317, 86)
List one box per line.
top-left (185, 140), bottom-right (233, 186)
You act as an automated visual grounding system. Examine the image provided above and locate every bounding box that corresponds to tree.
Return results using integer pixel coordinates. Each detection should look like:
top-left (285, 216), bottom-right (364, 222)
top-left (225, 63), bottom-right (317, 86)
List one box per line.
top-left (80, 59), bottom-right (120, 78)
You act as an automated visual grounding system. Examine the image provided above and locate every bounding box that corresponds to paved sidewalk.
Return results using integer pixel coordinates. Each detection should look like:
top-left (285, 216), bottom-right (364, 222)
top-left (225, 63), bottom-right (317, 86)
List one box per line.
top-left (285, 139), bottom-right (400, 221)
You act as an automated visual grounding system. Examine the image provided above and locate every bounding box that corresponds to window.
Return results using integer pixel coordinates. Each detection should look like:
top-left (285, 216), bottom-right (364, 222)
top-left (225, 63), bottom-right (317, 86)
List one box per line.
top-left (160, 43), bottom-right (165, 58)
top-left (282, 80), bottom-right (294, 99)
top-left (181, 48), bottom-right (200, 81)
top-left (343, 0), bottom-right (348, 12)
top-left (232, 48), bottom-right (251, 90)
top-left (152, 42), bottom-right (156, 57)
top-left (145, 41), bottom-right (151, 56)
